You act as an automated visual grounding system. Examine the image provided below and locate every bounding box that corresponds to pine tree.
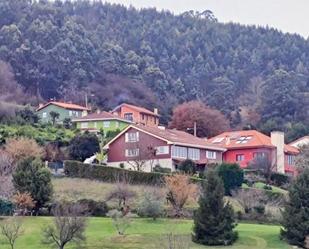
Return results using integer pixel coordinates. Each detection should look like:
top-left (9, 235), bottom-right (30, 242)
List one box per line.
top-left (281, 169), bottom-right (309, 248)
top-left (192, 169), bottom-right (238, 246)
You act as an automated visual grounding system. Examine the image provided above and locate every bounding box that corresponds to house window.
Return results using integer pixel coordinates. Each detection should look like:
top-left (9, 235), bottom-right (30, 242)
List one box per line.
top-left (94, 122), bottom-right (97, 128)
top-left (124, 113), bottom-right (133, 121)
top-left (236, 154), bottom-right (245, 161)
top-left (171, 146), bottom-right (187, 159)
top-left (188, 148), bottom-right (200, 160)
top-left (81, 122), bottom-right (88, 129)
top-left (206, 150), bottom-right (216, 159)
top-left (42, 112), bottom-right (47, 118)
top-left (125, 149), bottom-right (139, 157)
top-left (115, 122), bottom-right (119, 128)
top-left (75, 111), bottom-right (79, 117)
top-left (287, 155), bottom-right (295, 165)
top-left (156, 146), bottom-right (169, 155)
top-left (103, 121), bottom-right (110, 128)
top-left (254, 152), bottom-right (267, 159)
top-left (125, 132), bottom-right (139, 142)
top-left (69, 111), bottom-right (73, 117)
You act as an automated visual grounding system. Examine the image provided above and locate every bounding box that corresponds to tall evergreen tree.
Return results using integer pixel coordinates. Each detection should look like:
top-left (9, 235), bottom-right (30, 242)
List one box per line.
top-left (192, 169), bottom-right (238, 246)
top-left (281, 169), bottom-right (309, 248)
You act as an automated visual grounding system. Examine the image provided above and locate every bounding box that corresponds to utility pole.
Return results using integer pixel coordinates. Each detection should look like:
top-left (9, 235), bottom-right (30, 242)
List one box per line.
top-left (85, 93), bottom-right (88, 108)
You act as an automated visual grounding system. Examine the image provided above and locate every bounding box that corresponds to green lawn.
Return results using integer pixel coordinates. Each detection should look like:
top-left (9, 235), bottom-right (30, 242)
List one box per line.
top-left (0, 217), bottom-right (291, 249)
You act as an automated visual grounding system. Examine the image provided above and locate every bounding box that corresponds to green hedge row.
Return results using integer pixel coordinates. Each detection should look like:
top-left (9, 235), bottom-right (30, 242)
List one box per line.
top-left (64, 160), bottom-right (166, 185)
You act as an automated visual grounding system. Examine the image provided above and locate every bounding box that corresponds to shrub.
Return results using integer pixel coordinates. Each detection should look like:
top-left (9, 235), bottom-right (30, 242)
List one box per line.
top-left (178, 159), bottom-right (196, 174)
top-left (137, 190), bottom-right (164, 220)
top-left (107, 209), bottom-right (132, 235)
top-left (64, 160), bottom-right (165, 185)
top-left (270, 172), bottom-right (289, 187)
top-left (216, 163), bottom-right (244, 195)
top-left (0, 199), bottom-right (13, 215)
top-left (13, 157), bottom-right (53, 212)
top-left (77, 199), bottom-right (108, 217)
top-left (153, 165), bottom-right (171, 174)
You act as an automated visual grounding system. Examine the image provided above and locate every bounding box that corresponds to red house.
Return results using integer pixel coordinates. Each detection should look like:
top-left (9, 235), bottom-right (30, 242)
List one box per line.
top-left (208, 130), bottom-right (299, 176)
top-left (103, 124), bottom-right (226, 172)
top-left (112, 103), bottom-right (160, 127)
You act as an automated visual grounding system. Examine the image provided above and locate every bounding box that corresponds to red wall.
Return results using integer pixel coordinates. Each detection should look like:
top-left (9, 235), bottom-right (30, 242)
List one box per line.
top-left (108, 127), bottom-right (170, 162)
top-left (223, 147), bottom-right (273, 168)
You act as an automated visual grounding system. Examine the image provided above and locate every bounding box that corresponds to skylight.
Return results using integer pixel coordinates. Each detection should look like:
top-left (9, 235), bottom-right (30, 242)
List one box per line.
top-left (212, 137), bottom-right (225, 143)
top-left (236, 136), bottom-right (252, 144)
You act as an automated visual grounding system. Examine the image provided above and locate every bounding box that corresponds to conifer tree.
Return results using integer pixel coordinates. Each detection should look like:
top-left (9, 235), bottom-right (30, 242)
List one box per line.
top-left (192, 169), bottom-right (238, 246)
top-left (281, 169), bottom-right (309, 248)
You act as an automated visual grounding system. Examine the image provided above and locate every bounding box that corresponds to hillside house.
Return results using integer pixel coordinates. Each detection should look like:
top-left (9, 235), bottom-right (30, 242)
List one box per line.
top-left (103, 124), bottom-right (226, 172)
top-left (289, 136), bottom-right (309, 148)
top-left (36, 101), bottom-right (90, 123)
top-left (208, 130), bottom-right (299, 176)
top-left (72, 111), bottom-right (132, 133)
top-left (111, 103), bottom-right (159, 127)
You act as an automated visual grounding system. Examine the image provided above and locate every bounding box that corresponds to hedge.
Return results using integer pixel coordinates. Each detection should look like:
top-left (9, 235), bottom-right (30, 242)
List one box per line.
top-left (64, 160), bottom-right (166, 185)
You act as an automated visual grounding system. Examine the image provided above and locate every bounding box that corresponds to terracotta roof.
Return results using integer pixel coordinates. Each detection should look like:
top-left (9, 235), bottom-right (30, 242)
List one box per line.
top-left (112, 103), bottom-right (159, 117)
top-left (104, 124), bottom-right (226, 151)
top-left (208, 130), bottom-right (299, 154)
top-left (37, 101), bottom-right (90, 111)
top-left (72, 111), bottom-right (132, 123)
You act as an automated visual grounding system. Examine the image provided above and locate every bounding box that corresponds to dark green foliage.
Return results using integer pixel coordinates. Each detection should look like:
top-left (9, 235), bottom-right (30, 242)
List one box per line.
top-left (0, 199), bottom-right (13, 215)
top-left (281, 169), bottom-right (309, 248)
top-left (178, 159), bottom-right (196, 174)
top-left (49, 111), bottom-right (59, 125)
top-left (64, 160), bottom-right (165, 185)
top-left (15, 107), bottom-right (39, 124)
top-left (69, 133), bottom-right (100, 161)
top-left (62, 118), bottom-right (72, 129)
top-left (12, 157), bottom-right (53, 211)
top-left (0, 0), bottom-right (308, 127)
top-left (270, 172), bottom-right (290, 187)
top-left (216, 163), bottom-right (244, 195)
top-left (77, 199), bottom-right (109, 217)
top-left (192, 169), bottom-right (238, 245)
top-left (153, 165), bottom-right (171, 174)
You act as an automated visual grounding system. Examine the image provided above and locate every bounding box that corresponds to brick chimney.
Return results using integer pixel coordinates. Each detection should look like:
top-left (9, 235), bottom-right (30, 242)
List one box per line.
top-left (270, 131), bottom-right (285, 174)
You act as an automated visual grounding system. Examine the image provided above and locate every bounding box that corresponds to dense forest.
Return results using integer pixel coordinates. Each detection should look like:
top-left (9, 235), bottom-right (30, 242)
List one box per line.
top-left (0, 0), bottom-right (308, 140)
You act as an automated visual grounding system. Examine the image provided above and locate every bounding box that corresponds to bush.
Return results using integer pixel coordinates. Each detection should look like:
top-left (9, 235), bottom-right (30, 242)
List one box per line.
top-left (216, 163), bottom-right (244, 195)
top-left (0, 199), bottom-right (14, 215)
top-left (178, 159), bottom-right (196, 174)
top-left (270, 172), bottom-right (289, 187)
top-left (64, 160), bottom-right (166, 185)
top-left (77, 199), bottom-right (108, 217)
top-left (137, 190), bottom-right (164, 220)
top-left (153, 165), bottom-right (171, 174)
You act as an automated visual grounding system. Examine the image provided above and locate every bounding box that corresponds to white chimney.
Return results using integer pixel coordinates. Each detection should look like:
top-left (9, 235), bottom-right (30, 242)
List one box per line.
top-left (158, 126), bottom-right (166, 130)
top-left (96, 109), bottom-right (101, 114)
top-left (154, 108), bottom-right (158, 115)
top-left (270, 131), bottom-right (285, 174)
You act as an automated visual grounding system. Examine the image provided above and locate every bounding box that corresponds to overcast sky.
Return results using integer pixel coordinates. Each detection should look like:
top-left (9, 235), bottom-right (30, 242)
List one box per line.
top-left (104, 0), bottom-right (309, 38)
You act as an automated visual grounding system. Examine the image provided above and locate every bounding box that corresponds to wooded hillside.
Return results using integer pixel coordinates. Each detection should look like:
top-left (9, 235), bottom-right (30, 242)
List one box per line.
top-left (0, 0), bottom-right (308, 139)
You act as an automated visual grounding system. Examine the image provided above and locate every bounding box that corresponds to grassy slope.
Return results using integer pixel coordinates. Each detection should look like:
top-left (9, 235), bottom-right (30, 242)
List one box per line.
top-left (0, 217), bottom-right (291, 249)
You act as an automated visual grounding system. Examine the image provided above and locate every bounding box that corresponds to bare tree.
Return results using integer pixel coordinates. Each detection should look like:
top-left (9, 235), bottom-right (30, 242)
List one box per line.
top-left (107, 209), bottom-right (132, 235)
top-left (42, 204), bottom-right (87, 249)
top-left (0, 218), bottom-right (23, 249)
top-left (232, 188), bottom-right (265, 214)
top-left (125, 142), bottom-right (156, 171)
top-left (248, 155), bottom-right (276, 184)
top-left (106, 173), bottom-right (136, 211)
top-left (0, 150), bottom-right (14, 199)
top-left (164, 174), bottom-right (198, 217)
